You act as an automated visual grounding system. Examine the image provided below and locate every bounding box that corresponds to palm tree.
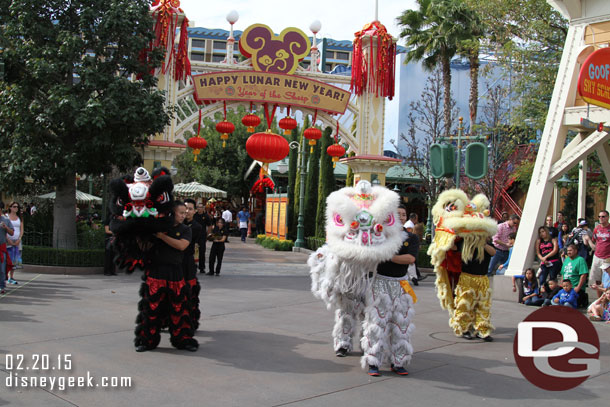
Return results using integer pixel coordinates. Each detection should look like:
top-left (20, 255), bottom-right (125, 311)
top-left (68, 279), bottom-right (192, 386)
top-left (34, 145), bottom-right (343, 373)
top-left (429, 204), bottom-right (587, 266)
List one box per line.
top-left (457, 3), bottom-right (484, 129)
top-left (398, 0), bottom-right (476, 137)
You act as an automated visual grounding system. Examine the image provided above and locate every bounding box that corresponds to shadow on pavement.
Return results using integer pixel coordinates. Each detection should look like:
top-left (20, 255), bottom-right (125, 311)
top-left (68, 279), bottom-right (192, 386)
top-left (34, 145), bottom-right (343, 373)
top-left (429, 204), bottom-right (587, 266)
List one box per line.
top-left (151, 329), bottom-right (350, 374)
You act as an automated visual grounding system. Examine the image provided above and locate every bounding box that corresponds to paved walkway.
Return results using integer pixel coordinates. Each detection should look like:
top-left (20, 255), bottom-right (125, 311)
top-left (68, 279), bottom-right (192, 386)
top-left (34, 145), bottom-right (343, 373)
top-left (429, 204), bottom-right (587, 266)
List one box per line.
top-left (1, 239), bottom-right (608, 407)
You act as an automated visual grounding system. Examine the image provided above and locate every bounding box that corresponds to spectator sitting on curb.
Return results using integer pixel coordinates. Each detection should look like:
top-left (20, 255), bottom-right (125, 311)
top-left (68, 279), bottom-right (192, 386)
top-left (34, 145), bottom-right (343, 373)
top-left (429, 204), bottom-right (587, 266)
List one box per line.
top-left (587, 288), bottom-right (610, 322)
top-left (552, 279), bottom-right (579, 308)
top-left (540, 278), bottom-right (561, 307)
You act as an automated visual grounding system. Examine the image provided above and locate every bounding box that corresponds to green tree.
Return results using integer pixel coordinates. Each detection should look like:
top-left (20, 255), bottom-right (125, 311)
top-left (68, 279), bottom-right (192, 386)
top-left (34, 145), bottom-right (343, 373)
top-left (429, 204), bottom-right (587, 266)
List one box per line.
top-left (345, 151), bottom-right (356, 187)
top-left (315, 126), bottom-right (335, 238)
top-left (0, 0), bottom-right (170, 248)
top-left (304, 126), bottom-right (321, 238)
top-left (464, 0), bottom-right (567, 130)
top-left (398, 0), bottom-right (473, 136)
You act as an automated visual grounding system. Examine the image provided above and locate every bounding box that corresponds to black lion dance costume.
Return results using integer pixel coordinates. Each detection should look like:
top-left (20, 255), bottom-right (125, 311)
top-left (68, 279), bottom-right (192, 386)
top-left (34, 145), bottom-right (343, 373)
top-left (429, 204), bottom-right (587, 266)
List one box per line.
top-left (309, 181), bottom-right (414, 375)
top-left (427, 189), bottom-right (497, 340)
top-left (109, 167), bottom-right (198, 352)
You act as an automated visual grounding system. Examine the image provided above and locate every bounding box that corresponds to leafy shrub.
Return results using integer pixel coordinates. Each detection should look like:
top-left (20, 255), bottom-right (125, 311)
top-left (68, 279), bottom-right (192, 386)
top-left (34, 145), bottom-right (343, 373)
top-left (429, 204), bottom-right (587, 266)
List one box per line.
top-left (23, 246), bottom-right (104, 267)
top-left (256, 236), bottom-right (294, 251)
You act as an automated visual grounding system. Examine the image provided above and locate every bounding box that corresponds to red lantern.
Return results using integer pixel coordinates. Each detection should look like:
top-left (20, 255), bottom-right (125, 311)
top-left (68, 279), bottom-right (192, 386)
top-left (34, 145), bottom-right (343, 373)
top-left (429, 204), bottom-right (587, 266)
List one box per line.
top-left (279, 116), bottom-right (297, 136)
top-left (246, 130), bottom-right (290, 171)
top-left (242, 113), bottom-right (261, 132)
top-left (327, 143), bottom-right (346, 168)
top-left (187, 136), bottom-right (208, 161)
top-left (304, 127), bottom-right (322, 153)
top-left (216, 121), bottom-right (235, 148)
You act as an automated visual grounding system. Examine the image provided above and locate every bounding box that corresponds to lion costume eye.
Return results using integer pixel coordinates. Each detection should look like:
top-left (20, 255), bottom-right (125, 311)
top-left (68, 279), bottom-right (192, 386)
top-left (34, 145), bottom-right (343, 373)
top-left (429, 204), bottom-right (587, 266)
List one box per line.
top-left (116, 197), bottom-right (124, 207)
top-left (384, 213), bottom-right (395, 226)
top-left (445, 203), bottom-right (458, 212)
top-left (333, 213), bottom-right (344, 227)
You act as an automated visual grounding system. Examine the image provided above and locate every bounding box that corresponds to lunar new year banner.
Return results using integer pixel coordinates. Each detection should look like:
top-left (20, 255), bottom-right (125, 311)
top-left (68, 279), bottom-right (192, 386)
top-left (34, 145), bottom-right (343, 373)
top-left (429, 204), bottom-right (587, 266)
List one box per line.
top-left (578, 47), bottom-right (610, 110)
top-left (192, 71), bottom-right (350, 114)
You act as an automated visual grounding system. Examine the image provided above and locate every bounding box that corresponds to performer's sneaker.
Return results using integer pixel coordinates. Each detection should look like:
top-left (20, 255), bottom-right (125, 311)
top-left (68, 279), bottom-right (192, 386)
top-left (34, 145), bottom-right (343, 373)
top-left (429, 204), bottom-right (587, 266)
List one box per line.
top-left (417, 274), bottom-right (428, 281)
top-left (391, 364), bottom-right (409, 375)
top-left (135, 345), bottom-right (151, 352)
top-left (184, 344), bottom-right (198, 352)
top-left (461, 331), bottom-right (474, 340)
top-left (477, 333), bottom-right (494, 342)
top-left (411, 277), bottom-right (419, 286)
top-left (335, 347), bottom-right (348, 357)
top-left (367, 365), bottom-right (380, 376)
top-left (206, 272), bottom-right (214, 276)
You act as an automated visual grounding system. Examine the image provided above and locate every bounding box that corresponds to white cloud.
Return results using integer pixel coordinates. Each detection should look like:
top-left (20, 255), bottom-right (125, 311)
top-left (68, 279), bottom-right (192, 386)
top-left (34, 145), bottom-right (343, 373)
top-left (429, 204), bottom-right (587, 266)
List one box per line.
top-left (179, 0), bottom-right (418, 152)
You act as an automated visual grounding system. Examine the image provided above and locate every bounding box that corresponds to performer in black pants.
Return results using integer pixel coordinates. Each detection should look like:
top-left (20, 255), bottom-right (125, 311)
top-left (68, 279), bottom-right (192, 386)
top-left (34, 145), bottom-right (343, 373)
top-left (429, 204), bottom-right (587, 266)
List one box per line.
top-left (208, 218), bottom-right (228, 276)
top-left (183, 199), bottom-right (203, 331)
top-left (193, 202), bottom-right (212, 274)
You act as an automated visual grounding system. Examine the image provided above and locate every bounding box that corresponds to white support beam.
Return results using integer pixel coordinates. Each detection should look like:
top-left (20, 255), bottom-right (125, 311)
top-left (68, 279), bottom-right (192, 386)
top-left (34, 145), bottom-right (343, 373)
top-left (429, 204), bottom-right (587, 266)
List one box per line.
top-left (506, 24), bottom-right (585, 277)
top-left (578, 159), bottom-right (587, 218)
top-left (548, 130), bottom-right (609, 181)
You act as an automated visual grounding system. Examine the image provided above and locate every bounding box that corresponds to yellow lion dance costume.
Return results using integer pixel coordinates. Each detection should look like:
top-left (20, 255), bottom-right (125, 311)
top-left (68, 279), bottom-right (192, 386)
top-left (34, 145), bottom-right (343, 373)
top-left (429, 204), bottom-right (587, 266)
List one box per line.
top-left (427, 189), bottom-right (497, 339)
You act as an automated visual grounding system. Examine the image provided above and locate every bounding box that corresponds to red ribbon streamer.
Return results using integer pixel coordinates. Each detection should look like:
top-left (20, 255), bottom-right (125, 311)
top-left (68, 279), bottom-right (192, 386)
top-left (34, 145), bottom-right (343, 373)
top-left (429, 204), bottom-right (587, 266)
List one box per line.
top-left (335, 120), bottom-right (340, 143)
top-left (197, 110), bottom-right (202, 135)
top-left (263, 103), bottom-right (278, 129)
top-left (223, 101), bottom-right (227, 120)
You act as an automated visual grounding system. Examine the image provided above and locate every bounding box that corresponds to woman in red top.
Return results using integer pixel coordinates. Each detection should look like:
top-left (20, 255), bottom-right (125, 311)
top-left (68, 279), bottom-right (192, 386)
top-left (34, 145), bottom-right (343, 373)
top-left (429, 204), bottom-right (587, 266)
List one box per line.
top-left (536, 226), bottom-right (561, 287)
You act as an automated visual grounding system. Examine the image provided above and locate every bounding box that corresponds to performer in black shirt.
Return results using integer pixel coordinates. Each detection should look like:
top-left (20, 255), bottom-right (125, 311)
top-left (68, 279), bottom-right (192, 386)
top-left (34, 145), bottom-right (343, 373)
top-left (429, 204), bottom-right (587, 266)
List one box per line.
top-left (363, 206), bottom-right (418, 377)
top-left (135, 201), bottom-right (198, 352)
top-left (183, 199), bottom-right (203, 331)
top-left (451, 240), bottom-right (495, 341)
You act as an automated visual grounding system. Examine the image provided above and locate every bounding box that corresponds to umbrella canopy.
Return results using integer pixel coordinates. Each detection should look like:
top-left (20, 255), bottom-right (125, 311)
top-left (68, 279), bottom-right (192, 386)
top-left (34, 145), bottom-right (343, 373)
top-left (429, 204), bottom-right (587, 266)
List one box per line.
top-left (173, 182), bottom-right (227, 198)
top-left (37, 190), bottom-right (103, 204)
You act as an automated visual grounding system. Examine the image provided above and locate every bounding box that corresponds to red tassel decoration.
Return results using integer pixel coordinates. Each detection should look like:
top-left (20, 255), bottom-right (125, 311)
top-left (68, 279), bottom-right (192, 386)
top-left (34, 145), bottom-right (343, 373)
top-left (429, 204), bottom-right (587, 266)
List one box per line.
top-left (350, 21), bottom-right (397, 99)
top-left (174, 16), bottom-right (191, 81)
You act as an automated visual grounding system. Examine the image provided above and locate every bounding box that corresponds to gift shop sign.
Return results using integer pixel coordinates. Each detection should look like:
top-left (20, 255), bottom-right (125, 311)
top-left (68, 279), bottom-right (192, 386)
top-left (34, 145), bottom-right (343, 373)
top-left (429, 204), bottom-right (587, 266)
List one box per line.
top-left (578, 47), bottom-right (610, 110)
top-left (192, 71), bottom-right (350, 114)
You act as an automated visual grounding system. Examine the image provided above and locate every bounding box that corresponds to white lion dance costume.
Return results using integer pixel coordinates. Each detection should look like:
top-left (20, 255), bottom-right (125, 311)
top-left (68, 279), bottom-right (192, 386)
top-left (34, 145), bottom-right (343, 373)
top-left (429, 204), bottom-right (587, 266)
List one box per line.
top-left (427, 189), bottom-right (497, 339)
top-left (309, 181), bottom-right (415, 374)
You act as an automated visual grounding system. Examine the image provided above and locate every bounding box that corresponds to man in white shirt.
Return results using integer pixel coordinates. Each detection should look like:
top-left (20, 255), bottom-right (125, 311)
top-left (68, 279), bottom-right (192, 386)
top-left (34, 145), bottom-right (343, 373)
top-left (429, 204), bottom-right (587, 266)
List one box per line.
top-left (222, 206), bottom-right (233, 232)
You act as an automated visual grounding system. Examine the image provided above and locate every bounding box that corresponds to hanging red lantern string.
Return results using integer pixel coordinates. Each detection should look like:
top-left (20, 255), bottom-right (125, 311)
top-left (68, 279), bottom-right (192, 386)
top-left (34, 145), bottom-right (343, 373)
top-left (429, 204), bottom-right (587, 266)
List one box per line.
top-left (215, 101), bottom-right (235, 148)
top-left (246, 103), bottom-right (289, 175)
top-left (188, 109), bottom-right (207, 161)
top-left (242, 102), bottom-right (261, 133)
top-left (279, 106), bottom-right (297, 136)
top-left (303, 110), bottom-right (322, 153)
top-left (327, 119), bottom-right (346, 168)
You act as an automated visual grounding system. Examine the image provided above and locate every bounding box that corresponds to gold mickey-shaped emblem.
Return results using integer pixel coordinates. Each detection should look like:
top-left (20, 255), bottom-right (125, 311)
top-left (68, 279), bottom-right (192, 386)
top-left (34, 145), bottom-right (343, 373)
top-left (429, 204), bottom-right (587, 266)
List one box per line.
top-left (176, 232), bottom-right (181, 237)
top-left (404, 242), bottom-right (409, 247)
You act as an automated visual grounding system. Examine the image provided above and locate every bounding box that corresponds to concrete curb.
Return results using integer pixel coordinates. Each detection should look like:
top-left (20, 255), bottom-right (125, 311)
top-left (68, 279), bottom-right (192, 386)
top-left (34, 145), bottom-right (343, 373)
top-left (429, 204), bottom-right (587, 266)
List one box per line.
top-left (19, 264), bottom-right (104, 275)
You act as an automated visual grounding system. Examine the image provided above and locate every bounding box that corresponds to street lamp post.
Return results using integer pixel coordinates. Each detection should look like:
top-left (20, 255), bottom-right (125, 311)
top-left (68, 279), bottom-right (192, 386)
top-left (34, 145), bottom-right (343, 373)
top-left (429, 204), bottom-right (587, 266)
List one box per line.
top-left (293, 140), bottom-right (307, 248)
